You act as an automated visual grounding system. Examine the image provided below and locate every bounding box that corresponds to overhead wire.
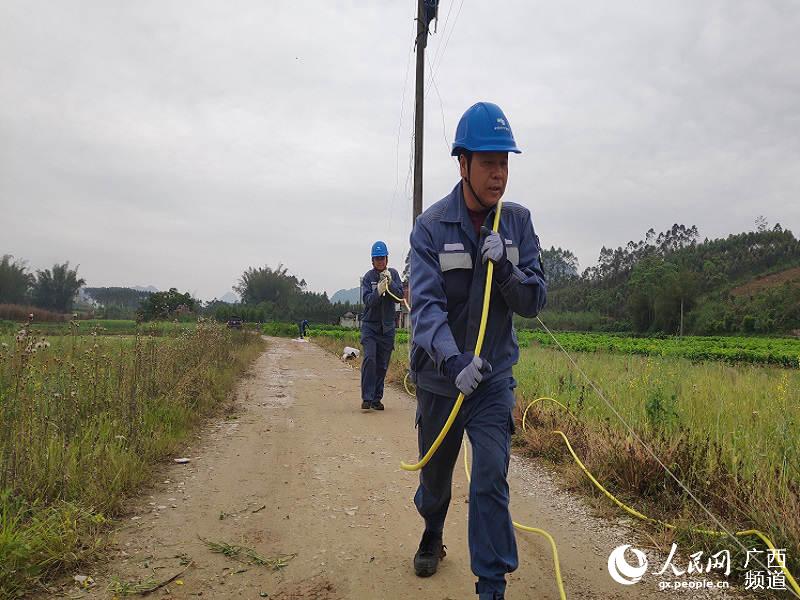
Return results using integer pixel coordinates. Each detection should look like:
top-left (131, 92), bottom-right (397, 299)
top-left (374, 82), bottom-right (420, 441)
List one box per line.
top-left (425, 0), bottom-right (465, 97)
top-left (427, 0), bottom-right (455, 74)
top-left (393, 238), bottom-right (796, 595)
top-left (532, 317), bottom-right (799, 597)
top-left (426, 54), bottom-right (452, 156)
top-left (390, 2), bottom-right (797, 595)
top-left (517, 401), bottom-right (799, 597)
top-left (401, 345), bottom-right (799, 597)
top-left (387, 1), bottom-right (420, 237)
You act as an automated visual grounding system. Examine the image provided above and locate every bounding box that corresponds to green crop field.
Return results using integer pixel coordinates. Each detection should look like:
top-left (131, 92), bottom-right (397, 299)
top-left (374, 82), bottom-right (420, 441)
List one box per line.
top-left (516, 330), bottom-right (800, 367)
top-left (299, 325), bottom-right (800, 367)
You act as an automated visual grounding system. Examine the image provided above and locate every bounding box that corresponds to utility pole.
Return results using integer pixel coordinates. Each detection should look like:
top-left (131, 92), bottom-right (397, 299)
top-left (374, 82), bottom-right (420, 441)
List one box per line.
top-left (412, 0), bottom-right (433, 224)
top-left (409, 1), bottom-right (437, 337)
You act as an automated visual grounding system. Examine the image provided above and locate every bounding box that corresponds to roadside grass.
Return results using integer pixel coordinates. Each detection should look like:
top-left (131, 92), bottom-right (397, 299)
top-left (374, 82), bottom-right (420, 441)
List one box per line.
top-left (308, 328), bottom-right (799, 584)
top-left (0, 324), bottom-right (264, 598)
top-left (513, 345), bottom-right (799, 583)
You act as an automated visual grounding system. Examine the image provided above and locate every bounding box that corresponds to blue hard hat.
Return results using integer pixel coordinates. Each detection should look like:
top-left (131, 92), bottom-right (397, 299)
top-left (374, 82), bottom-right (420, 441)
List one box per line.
top-left (371, 240), bottom-right (389, 257)
top-left (451, 102), bottom-right (521, 156)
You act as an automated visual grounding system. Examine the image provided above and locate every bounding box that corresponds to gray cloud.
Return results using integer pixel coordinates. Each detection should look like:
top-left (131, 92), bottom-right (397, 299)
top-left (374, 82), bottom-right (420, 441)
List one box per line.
top-left (1, 0), bottom-right (798, 299)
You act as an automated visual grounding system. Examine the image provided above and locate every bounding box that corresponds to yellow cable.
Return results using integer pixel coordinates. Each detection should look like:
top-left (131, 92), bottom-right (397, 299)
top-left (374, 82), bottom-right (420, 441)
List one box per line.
top-left (386, 288), bottom-right (411, 312)
top-left (403, 372), bottom-right (416, 397)
top-left (463, 440), bottom-right (567, 600)
top-left (400, 201), bottom-right (502, 471)
top-left (521, 397), bottom-right (576, 431)
top-left (378, 208), bottom-right (796, 596)
top-left (521, 401), bottom-right (800, 596)
top-left (396, 203), bottom-right (569, 597)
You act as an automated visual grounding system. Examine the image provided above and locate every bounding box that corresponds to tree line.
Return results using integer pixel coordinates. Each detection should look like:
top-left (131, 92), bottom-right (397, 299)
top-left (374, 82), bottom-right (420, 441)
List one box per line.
top-left (0, 255), bottom-right (354, 325)
top-left (540, 222), bottom-right (800, 334)
top-left (0, 256), bottom-right (85, 312)
top-left (210, 264), bottom-right (356, 325)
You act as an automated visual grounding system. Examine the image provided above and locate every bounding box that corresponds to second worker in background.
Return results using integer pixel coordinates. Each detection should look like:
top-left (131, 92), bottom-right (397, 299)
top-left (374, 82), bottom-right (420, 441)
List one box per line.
top-left (360, 240), bottom-right (404, 411)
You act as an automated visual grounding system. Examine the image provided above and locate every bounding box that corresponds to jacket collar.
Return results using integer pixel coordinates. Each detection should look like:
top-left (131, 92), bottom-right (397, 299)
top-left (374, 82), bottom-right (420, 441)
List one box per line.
top-left (442, 181), bottom-right (497, 246)
top-left (442, 181), bottom-right (465, 223)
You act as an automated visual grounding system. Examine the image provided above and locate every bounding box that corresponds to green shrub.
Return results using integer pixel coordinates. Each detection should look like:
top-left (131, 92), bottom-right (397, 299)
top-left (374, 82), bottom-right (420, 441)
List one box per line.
top-left (261, 322), bottom-right (301, 337)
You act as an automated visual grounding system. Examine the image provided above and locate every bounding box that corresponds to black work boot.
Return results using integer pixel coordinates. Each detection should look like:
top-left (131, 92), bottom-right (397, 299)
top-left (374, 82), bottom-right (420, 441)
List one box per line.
top-left (414, 530), bottom-right (446, 577)
top-left (361, 401), bottom-right (371, 410)
top-left (371, 401), bottom-right (385, 411)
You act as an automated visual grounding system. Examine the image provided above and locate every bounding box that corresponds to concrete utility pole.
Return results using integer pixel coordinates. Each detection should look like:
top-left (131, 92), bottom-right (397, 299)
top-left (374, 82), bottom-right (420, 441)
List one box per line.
top-left (409, 1), bottom-right (436, 337)
top-left (412, 0), bottom-right (428, 224)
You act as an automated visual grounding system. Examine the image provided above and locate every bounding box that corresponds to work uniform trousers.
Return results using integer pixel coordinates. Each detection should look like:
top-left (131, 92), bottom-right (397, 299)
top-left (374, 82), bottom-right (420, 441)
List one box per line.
top-left (360, 328), bottom-right (394, 404)
top-left (414, 377), bottom-right (518, 597)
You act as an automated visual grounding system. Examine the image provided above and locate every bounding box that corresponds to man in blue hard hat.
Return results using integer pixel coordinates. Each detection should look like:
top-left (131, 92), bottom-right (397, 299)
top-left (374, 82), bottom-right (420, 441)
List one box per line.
top-left (408, 102), bottom-right (547, 600)
top-left (360, 240), bottom-right (404, 411)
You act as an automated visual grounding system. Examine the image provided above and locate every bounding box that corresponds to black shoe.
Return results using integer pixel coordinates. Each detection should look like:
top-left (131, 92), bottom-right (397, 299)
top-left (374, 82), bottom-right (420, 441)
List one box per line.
top-left (371, 401), bottom-right (385, 411)
top-left (361, 401), bottom-right (372, 410)
top-left (414, 530), bottom-right (445, 577)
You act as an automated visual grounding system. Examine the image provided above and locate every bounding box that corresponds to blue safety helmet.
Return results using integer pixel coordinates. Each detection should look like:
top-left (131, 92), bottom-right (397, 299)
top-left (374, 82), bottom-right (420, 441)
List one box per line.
top-left (451, 102), bottom-right (521, 156)
top-left (371, 240), bottom-right (389, 258)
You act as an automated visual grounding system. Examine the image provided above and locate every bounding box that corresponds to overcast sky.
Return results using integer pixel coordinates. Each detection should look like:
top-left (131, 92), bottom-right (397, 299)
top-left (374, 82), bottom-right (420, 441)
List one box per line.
top-left (2, 1), bottom-right (798, 301)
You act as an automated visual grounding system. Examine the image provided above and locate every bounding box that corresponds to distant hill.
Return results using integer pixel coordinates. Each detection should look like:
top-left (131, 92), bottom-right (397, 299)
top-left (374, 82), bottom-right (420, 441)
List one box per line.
top-left (730, 266), bottom-right (800, 298)
top-left (132, 285), bottom-right (159, 293)
top-left (219, 292), bottom-right (239, 304)
top-left (330, 287), bottom-right (360, 305)
top-left (539, 224), bottom-right (800, 335)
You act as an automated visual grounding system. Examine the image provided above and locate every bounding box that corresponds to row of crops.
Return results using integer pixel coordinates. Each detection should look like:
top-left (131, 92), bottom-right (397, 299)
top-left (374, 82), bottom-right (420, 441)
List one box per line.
top-left (515, 330), bottom-right (800, 367)
top-left (291, 325), bottom-right (799, 367)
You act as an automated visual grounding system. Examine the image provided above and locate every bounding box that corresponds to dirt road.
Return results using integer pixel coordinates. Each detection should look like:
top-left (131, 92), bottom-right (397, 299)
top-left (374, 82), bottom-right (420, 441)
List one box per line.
top-left (59, 337), bottom-right (744, 600)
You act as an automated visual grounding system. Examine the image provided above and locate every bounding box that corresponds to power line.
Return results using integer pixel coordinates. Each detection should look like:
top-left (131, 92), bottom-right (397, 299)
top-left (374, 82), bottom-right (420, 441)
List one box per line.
top-left (426, 53), bottom-right (451, 156)
top-left (426, 0), bottom-right (465, 97)
top-left (387, 2), bottom-right (419, 236)
top-left (536, 316), bottom-right (799, 598)
top-left (427, 0), bottom-right (455, 78)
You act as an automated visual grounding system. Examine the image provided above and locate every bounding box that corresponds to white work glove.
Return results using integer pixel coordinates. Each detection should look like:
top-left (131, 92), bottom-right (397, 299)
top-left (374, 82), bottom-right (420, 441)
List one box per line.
top-left (377, 278), bottom-right (389, 296)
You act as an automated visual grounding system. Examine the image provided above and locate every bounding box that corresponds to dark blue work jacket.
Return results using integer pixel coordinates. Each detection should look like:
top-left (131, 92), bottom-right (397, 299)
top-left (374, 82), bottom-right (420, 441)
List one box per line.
top-left (361, 267), bottom-right (404, 336)
top-left (409, 182), bottom-right (547, 396)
